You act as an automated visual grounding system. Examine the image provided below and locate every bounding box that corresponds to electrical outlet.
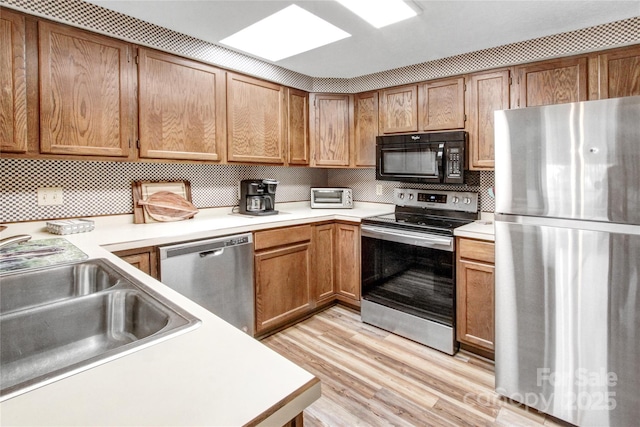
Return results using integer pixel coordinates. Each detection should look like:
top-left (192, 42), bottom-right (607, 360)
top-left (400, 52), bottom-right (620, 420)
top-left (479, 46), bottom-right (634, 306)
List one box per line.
top-left (375, 184), bottom-right (383, 196)
top-left (37, 187), bottom-right (64, 206)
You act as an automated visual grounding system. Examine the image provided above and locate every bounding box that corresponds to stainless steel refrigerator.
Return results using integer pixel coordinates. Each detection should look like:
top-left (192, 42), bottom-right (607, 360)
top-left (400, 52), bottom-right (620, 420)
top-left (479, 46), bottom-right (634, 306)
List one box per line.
top-left (494, 96), bottom-right (640, 427)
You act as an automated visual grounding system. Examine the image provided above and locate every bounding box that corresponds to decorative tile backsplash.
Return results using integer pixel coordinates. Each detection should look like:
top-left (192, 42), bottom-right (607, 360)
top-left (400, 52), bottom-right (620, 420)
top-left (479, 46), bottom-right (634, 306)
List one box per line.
top-left (1, 158), bottom-right (495, 223)
top-left (328, 169), bottom-right (495, 213)
top-left (1, 159), bottom-right (327, 222)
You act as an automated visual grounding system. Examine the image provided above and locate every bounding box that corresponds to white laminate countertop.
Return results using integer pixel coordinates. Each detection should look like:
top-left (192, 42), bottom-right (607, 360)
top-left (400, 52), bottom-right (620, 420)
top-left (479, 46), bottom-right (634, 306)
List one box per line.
top-left (453, 212), bottom-right (496, 242)
top-left (0, 201), bottom-right (394, 426)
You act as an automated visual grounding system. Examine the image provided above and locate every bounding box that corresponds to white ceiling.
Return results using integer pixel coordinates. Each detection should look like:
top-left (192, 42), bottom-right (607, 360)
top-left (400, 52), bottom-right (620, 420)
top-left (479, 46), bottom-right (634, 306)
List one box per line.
top-left (86, 0), bottom-right (640, 78)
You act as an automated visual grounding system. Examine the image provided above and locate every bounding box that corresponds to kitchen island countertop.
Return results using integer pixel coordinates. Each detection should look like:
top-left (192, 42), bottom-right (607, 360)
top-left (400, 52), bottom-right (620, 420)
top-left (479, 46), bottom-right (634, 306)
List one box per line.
top-left (0, 201), bottom-right (393, 426)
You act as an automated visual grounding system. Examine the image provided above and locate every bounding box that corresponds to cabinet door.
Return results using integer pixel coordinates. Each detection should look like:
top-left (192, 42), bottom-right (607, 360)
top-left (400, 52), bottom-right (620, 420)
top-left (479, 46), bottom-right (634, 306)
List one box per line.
top-left (514, 57), bottom-right (587, 108)
top-left (379, 85), bottom-right (417, 134)
top-left (312, 223), bottom-right (335, 303)
top-left (354, 91), bottom-right (378, 167)
top-left (287, 88), bottom-right (309, 165)
top-left (590, 45), bottom-right (640, 99)
top-left (138, 48), bottom-right (226, 161)
top-left (38, 21), bottom-right (132, 157)
top-left (113, 247), bottom-right (158, 279)
top-left (456, 238), bottom-right (495, 354)
top-left (0, 9), bottom-right (27, 153)
top-left (227, 73), bottom-right (286, 164)
top-left (457, 258), bottom-right (495, 351)
top-left (255, 243), bottom-right (312, 334)
top-left (466, 69), bottom-right (510, 170)
top-left (419, 77), bottom-right (465, 131)
top-left (310, 93), bottom-right (353, 167)
top-left (335, 223), bottom-right (360, 304)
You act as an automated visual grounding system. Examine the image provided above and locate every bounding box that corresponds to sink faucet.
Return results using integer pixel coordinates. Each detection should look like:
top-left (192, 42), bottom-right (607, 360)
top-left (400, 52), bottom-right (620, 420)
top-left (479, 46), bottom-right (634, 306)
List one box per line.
top-left (0, 234), bottom-right (32, 249)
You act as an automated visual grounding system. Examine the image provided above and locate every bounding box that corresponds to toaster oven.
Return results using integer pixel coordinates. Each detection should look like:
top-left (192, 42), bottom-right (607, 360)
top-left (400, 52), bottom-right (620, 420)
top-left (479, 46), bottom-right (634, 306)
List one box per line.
top-left (310, 188), bottom-right (353, 209)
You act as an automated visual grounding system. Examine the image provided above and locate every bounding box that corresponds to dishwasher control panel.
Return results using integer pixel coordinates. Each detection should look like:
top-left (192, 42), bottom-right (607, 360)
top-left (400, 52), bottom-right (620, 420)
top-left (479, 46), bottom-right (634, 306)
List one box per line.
top-left (225, 235), bottom-right (250, 246)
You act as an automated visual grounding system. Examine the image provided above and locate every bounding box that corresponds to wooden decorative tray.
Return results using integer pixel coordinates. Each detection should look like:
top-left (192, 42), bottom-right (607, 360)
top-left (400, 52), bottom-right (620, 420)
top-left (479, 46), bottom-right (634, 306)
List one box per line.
top-left (132, 180), bottom-right (197, 224)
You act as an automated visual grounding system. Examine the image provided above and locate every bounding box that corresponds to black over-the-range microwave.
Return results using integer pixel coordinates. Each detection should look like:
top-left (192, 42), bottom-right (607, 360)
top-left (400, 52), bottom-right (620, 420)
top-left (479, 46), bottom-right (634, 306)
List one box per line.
top-left (375, 131), bottom-right (466, 184)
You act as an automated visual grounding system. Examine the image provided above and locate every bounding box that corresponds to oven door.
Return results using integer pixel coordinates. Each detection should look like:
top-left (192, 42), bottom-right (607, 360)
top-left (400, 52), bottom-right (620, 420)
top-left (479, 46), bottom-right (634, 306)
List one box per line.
top-left (376, 141), bottom-right (443, 183)
top-left (361, 225), bottom-right (455, 325)
top-left (361, 225), bottom-right (457, 354)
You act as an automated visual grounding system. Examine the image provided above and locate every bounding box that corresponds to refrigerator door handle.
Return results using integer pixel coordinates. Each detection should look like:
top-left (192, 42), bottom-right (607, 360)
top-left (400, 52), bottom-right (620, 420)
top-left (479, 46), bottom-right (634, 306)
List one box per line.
top-left (495, 213), bottom-right (640, 235)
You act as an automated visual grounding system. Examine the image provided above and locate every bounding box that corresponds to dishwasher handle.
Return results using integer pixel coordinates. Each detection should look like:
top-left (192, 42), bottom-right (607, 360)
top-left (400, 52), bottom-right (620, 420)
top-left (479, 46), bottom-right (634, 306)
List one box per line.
top-left (159, 233), bottom-right (253, 260)
top-left (199, 248), bottom-right (224, 258)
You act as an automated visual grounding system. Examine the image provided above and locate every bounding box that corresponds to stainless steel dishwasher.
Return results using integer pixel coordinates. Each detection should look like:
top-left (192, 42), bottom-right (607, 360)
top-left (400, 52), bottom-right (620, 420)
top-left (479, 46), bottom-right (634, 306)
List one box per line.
top-left (158, 233), bottom-right (254, 335)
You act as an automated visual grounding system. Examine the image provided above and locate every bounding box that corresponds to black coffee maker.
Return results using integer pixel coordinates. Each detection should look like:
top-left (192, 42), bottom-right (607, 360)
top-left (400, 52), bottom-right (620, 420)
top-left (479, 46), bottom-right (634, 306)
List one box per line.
top-left (239, 179), bottom-right (279, 216)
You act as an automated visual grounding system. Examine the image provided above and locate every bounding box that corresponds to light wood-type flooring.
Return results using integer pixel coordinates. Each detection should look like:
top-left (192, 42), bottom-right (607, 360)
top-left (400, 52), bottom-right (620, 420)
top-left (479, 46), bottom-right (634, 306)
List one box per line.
top-left (263, 305), bottom-right (572, 427)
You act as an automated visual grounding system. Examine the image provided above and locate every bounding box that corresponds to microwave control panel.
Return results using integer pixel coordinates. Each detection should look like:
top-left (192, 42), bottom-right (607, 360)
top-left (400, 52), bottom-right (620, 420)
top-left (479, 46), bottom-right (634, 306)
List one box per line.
top-left (445, 147), bottom-right (462, 179)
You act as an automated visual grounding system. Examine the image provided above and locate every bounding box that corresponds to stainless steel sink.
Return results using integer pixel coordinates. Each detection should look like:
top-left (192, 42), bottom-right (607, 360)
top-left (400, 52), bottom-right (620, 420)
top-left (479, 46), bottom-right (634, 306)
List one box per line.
top-left (0, 260), bottom-right (120, 315)
top-left (0, 259), bottom-right (200, 401)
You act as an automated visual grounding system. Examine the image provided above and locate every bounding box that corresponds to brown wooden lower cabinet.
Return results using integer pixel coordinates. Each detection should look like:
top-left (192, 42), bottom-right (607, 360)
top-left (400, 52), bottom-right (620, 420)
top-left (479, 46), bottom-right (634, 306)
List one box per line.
top-left (334, 222), bottom-right (361, 307)
top-left (312, 222), bottom-right (336, 304)
top-left (254, 225), bottom-right (313, 335)
top-left (254, 221), bottom-right (361, 336)
top-left (456, 237), bottom-right (495, 358)
top-left (282, 412), bottom-right (304, 427)
top-left (112, 246), bottom-right (158, 279)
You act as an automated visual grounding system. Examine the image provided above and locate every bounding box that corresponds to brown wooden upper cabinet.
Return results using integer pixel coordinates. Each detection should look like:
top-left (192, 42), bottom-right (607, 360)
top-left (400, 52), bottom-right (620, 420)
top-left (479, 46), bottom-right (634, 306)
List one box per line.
top-left (227, 72), bottom-right (286, 164)
top-left (465, 69), bottom-right (511, 170)
top-left (287, 88), bottom-right (309, 165)
top-left (353, 91), bottom-right (378, 167)
top-left (589, 44), bottom-right (640, 99)
top-left (379, 84), bottom-right (418, 134)
top-left (419, 76), bottom-right (465, 131)
top-left (0, 9), bottom-right (27, 153)
top-left (513, 56), bottom-right (588, 108)
top-left (137, 48), bottom-right (226, 162)
top-left (309, 93), bottom-right (353, 167)
top-left (38, 21), bottom-right (134, 157)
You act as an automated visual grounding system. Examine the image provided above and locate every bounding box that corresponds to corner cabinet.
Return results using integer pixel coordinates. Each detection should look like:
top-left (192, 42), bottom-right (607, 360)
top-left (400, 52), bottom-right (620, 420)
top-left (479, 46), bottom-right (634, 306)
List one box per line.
top-left (419, 77), bottom-right (465, 131)
top-left (137, 48), bottom-right (226, 162)
top-left (312, 223), bottom-right (336, 304)
top-left (0, 9), bottom-right (27, 153)
top-left (311, 221), bottom-right (361, 307)
top-left (227, 72), bottom-right (286, 164)
top-left (287, 88), bottom-right (310, 165)
top-left (353, 91), bottom-right (378, 167)
top-left (309, 93), bottom-right (353, 167)
top-left (456, 237), bottom-right (495, 358)
top-left (254, 225), bottom-right (313, 335)
top-left (334, 222), bottom-right (361, 307)
top-left (38, 21), bottom-right (134, 158)
top-left (465, 69), bottom-right (511, 170)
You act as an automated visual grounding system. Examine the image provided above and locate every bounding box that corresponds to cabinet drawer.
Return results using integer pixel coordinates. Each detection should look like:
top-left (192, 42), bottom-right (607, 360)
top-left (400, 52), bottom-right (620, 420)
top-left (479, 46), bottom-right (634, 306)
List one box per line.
top-left (458, 238), bottom-right (495, 264)
top-left (254, 225), bottom-right (312, 251)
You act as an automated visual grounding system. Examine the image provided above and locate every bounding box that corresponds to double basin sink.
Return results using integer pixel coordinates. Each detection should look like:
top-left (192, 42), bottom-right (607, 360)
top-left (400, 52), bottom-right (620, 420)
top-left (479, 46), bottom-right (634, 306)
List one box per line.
top-left (0, 259), bottom-right (200, 401)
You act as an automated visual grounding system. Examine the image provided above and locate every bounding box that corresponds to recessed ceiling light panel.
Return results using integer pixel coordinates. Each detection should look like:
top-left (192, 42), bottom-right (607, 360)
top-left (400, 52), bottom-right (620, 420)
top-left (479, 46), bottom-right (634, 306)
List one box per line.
top-left (336, 0), bottom-right (418, 29)
top-left (219, 4), bottom-right (351, 62)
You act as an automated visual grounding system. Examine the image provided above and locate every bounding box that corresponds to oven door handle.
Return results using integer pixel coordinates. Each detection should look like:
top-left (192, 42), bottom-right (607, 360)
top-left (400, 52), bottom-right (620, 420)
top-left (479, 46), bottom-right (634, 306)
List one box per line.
top-left (361, 225), bottom-right (454, 252)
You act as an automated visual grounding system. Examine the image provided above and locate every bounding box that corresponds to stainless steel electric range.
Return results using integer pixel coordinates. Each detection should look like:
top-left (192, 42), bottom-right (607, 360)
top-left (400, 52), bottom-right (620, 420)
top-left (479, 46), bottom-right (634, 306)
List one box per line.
top-left (361, 188), bottom-right (479, 355)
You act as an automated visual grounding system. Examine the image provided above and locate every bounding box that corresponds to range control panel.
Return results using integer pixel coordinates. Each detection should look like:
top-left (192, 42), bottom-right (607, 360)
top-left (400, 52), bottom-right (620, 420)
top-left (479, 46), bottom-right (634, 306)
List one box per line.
top-left (394, 188), bottom-right (478, 213)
